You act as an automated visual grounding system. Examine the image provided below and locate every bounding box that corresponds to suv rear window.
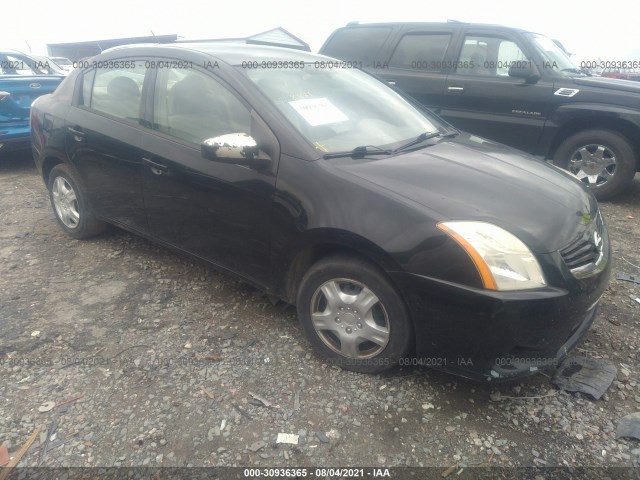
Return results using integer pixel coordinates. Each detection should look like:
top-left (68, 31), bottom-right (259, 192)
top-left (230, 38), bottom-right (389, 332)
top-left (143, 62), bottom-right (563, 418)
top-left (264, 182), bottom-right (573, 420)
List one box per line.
top-left (322, 27), bottom-right (392, 65)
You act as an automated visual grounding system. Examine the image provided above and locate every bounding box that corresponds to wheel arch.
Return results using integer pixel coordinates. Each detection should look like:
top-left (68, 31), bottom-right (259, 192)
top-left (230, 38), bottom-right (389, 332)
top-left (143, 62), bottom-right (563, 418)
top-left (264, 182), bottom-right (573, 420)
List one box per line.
top-left (280, 231), bottom-right (405, 306)
top-left (41, 155), bottom-right (66, 184)
top-left (548, 116), bottom-right (640, 171)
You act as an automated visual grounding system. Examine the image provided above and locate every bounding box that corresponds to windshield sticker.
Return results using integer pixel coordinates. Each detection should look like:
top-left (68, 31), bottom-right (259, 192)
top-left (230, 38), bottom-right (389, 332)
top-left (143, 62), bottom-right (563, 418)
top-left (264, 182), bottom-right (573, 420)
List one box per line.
top-left (289, 98), bottom-right (348, 126)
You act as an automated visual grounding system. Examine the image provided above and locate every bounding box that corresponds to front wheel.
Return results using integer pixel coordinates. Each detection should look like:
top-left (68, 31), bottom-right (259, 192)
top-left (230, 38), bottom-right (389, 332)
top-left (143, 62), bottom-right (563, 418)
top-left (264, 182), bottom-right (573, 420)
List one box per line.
top-left (552, 129), bottom-right (636, 200)
top-left (296, 256), bottom-right (413, 373)
top-left (48, 164), bottom-right (106, 239)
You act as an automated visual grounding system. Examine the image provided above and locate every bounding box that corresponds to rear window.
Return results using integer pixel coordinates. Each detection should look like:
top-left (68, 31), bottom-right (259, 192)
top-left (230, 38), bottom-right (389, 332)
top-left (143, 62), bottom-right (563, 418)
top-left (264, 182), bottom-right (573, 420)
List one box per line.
top-left (321, 27), bottom-right (392, 65)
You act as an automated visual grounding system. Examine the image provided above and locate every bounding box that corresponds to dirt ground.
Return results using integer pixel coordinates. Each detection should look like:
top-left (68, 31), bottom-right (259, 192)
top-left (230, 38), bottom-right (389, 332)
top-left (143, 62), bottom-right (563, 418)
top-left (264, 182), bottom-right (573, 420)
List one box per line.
top-left (1, 151), bottom-right (639, 476)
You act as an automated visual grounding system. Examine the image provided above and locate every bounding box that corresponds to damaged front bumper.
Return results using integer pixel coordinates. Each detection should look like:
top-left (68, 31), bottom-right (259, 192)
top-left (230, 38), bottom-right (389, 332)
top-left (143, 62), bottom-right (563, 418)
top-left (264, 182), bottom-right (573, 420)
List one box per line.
top-left (389, 250), bottom-right (611, 381)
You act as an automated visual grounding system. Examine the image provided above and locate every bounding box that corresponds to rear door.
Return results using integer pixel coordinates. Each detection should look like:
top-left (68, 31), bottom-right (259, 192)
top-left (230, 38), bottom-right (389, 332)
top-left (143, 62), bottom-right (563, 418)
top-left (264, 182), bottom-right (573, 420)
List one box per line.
top-left (64, 60), bottom-right (150, 231)
top-left (374, 26), bottom-right (457, 110)
top-left (439, 30), bottom-right (554, 152)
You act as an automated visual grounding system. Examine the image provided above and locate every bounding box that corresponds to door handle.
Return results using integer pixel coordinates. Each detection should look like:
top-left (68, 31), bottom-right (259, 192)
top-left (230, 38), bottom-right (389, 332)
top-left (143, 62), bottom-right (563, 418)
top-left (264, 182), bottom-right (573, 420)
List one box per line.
top-left (387, 80), bottom-right (397, 86)
top-left (67, 126), bottom-right (85, 141)
top-left (447, 85), bottom-right (464, 93)
top-left (142, 157), bottom-right (169, 175)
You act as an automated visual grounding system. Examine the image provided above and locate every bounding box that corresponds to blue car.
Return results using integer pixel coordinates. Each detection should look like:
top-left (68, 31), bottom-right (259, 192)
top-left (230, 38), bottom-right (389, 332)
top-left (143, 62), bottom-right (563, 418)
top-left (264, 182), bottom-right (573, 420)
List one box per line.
top-left (1, 51), bottom-right (64, 155)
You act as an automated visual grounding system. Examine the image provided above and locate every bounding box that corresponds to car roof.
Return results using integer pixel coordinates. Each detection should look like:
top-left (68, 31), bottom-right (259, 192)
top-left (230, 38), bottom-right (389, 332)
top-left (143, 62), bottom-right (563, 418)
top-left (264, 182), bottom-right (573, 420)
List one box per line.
top-left (103, 43), bottom-right (325, 65)
top-left (337, 21), bottom-right (533, 34)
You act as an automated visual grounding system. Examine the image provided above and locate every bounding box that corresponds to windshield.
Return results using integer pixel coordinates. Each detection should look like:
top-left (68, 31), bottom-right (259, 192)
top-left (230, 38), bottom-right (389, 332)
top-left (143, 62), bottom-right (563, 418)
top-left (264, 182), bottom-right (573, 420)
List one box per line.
top-left (241, 64), bottom-right (441, 154)
top-left (526, 33), bottom-right (581, 76)
top-left (0, 53), bottom-right (60, 75)
top-left (52, 57), bottom-right (72, 66)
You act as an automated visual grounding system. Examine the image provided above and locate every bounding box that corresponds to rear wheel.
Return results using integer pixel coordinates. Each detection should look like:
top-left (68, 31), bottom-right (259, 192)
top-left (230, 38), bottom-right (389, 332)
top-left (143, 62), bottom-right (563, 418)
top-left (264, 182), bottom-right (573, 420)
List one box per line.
top-left (553, 129), bottom-right (636, 200)
top-left (48, 164), bottom-right (106, 239)
top-left (296, 256), bottom-right (412, 373)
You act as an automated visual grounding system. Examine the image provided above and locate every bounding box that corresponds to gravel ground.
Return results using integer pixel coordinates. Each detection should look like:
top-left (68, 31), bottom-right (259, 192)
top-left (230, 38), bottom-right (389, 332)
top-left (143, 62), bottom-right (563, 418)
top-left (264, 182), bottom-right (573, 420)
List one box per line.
top-left (1, 151), bottom-right (640, 473)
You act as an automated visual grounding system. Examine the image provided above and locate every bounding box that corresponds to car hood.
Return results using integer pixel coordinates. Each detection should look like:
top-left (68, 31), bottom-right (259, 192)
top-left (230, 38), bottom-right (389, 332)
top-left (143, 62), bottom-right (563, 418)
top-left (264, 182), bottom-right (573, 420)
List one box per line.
top-left (333, 134), bottom-right (598, 254)
top-left (572, 76), bottom-right (640, 94)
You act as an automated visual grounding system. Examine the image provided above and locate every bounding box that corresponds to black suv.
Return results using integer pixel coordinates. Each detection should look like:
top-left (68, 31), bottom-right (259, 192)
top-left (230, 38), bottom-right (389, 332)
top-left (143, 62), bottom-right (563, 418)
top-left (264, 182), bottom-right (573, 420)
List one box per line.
top-left (320, 22), bottom-right (640, 200)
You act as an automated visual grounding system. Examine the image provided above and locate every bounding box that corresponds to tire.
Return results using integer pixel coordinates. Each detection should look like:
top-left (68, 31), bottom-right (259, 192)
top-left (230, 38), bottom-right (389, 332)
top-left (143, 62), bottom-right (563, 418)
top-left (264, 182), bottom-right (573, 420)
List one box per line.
top-left (296, 255), bottom-right (413, 373)
top-left (552, 129), bottom-right (636, 201)
top-left (47, 164), bottom-right (106, 239)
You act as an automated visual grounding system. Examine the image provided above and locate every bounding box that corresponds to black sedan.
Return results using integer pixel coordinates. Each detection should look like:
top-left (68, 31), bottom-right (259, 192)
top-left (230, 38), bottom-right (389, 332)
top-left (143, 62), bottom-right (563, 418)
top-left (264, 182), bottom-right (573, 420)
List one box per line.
top-left (30, 44), bottom-right (611, 381)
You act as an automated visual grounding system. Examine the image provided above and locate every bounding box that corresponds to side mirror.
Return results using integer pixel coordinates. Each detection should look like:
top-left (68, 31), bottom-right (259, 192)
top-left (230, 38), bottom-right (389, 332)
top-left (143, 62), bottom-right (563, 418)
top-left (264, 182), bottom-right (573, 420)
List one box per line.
top-left (201, 133), bottom-right (271, 168)
top-left (508, 63), bottom-right (540, 83)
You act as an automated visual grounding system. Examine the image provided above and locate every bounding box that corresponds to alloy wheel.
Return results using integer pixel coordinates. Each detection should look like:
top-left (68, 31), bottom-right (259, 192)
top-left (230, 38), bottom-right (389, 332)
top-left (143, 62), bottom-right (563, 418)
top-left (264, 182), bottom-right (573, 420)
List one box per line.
top-left (568, 143), bottom-right (617, 187)
top-left (51, 176), bottom-right (80, 229)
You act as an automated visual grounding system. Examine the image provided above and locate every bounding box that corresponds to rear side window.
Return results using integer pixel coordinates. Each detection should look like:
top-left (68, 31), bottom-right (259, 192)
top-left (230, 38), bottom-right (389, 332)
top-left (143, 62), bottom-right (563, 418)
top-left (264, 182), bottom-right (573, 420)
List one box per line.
top-left (80, 69), bottom-right (96, 107)
top-left (322, 27), bottom-right (392, 65)
top-left (389, 34), bottom-right (452, 70)
top-left (88, 61), bottom-right (147, 121)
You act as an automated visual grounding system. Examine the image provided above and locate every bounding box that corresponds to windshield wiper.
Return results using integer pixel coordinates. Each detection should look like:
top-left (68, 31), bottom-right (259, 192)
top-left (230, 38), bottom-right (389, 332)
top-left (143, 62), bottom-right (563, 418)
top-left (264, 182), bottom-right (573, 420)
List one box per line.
top-left (393, 131), bottom-right (459, 153)
top-left (323, 145), bottom-right (393, 159)
top-left (560, 67), bottom-right (588, 76)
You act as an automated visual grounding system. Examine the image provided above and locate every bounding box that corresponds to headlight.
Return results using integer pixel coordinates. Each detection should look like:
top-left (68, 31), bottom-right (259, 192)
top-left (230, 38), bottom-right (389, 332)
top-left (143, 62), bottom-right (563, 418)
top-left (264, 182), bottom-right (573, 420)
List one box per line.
top-left (437, 221), bottom-right (546, 291)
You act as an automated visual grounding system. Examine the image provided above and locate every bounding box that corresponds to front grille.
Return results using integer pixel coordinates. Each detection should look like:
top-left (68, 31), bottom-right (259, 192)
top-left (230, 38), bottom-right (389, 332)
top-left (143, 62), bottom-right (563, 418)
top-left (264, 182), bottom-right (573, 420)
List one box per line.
top-left (560, 212), bottom-right (606, 275)
top-left (560, 236), bottom-right (600, 269)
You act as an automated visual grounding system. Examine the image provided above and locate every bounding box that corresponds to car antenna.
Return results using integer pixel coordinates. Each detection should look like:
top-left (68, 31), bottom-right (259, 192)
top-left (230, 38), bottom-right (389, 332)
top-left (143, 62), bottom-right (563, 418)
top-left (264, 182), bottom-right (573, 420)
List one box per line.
top-left (151, 30), bottom-right (160, 43)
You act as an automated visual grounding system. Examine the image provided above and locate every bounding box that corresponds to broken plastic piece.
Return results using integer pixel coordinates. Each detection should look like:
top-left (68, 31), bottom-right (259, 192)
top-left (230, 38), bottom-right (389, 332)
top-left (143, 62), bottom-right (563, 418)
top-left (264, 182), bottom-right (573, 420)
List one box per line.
top-left (248, 391), bottom-right (274, 408)
top-left (551, 356), bottom-right (616, 400)
top-left (616, 274), bottom-right (640, 285)
top-left (616, 412), bottom-right (640, 440)
top-left (38, 401), bottom-right (55, 413)
top-left (0, 443), bottom-right (9, 467)
top-left (248, 441), bottom-right (267, 452)
top-left (276, 433), bottom-right (299, 445)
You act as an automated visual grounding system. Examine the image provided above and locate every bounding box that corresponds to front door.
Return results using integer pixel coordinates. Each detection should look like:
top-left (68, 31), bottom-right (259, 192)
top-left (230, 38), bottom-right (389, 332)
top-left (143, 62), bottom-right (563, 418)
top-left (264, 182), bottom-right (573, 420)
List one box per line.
top-left (440, 32), bottom-right (553, 153)
top-left (140, 65), bottom-right (278, 285)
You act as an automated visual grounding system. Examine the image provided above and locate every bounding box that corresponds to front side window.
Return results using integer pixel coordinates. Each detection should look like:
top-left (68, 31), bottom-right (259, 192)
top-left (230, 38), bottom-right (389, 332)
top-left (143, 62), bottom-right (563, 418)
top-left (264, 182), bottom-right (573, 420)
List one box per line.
top-left (389, 34), bottom-right (452, 71)
top-left (456, 36), bottom-right (528, 76)
top-left (526, 33), bottom-right (580, 76)
top-left (153, 67), bottom-right (251, 144)
top-left (88, 61), bottom-right (146, 121)
top-left (243, 65), bottom-right (441, 154)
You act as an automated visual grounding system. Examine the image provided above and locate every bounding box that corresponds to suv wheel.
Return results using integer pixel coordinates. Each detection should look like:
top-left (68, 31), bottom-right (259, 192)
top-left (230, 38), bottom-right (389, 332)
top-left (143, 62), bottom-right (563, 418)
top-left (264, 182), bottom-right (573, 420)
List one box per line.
top-left (48, 164), bottom-right (106, 239)
top-left (296, 256), bottom-right (412, 373)
top-left (553, 129), bottom-right (636, 200)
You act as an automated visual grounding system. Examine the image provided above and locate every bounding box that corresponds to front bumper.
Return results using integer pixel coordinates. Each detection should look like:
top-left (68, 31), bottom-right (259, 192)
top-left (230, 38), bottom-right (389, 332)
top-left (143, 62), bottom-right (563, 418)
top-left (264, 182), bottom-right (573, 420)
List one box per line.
top-left (389, 251), bottom-right (611, 381)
